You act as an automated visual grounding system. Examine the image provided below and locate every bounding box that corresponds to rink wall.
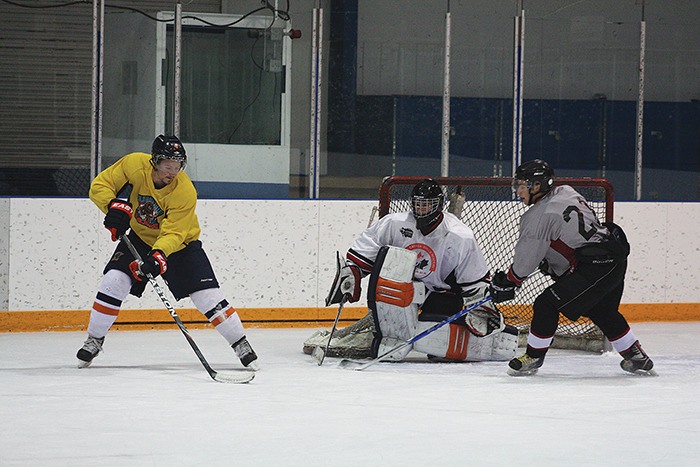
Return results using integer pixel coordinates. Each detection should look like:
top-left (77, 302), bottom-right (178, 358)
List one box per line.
top-left (0, 198), bottom-right (698, 332)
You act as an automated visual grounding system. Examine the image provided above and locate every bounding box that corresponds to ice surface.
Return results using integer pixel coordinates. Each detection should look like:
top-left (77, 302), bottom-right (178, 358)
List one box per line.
top-left (1, 322), bottom-right (699, 466)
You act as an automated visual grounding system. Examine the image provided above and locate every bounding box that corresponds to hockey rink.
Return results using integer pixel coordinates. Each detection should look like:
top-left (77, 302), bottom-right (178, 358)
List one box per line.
top-left (1, 322), bottom-right (699, 466)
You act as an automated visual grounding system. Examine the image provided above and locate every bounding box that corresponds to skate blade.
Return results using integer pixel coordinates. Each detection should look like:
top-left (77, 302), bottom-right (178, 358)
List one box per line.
top-left (77, 359), bottom-right (92, 369)
top-left (507, 367), bottom-right (539, 376)
top-left (631, 368), bottom-right (658, 377)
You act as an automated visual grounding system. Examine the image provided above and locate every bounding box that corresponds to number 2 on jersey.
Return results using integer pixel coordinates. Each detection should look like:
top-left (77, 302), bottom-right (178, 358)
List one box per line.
top-left (562, 205), bottom-right (597, 240)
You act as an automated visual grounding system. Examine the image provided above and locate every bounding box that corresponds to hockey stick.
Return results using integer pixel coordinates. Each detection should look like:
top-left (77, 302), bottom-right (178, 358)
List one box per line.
top-left (114, 185), bottom-right (252, 384)
top-left (312, 298), bottom-right (347, 365)
top-left (121, 235), bottom-right (254, 384)
top-left (338, 295), bottom-right (493, 371)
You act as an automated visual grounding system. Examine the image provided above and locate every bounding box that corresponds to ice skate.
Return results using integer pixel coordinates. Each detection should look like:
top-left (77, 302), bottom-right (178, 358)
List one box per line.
top-left (620, 341), bottom-right (656, 375)
top-left (507, 353), bottom-right (544, 376)
top-left (233, 336), bottom-right (259, 370)
top-left (76, 336), bottom-right (105, 368)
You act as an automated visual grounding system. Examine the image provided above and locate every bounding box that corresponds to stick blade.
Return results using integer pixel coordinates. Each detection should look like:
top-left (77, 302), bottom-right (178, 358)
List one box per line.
top-left (211, 370), bottom-right (255, 384)
top-left (312, 346), bottom-right (326, 365)
top-left (338, 359), bottom-right (368, 371)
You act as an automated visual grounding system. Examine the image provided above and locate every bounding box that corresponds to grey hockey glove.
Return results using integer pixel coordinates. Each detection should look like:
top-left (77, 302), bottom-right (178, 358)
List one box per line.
top-left (490, 271), bottom-right (516, 303)
top-left (325, 252), bottom-right (362, 306)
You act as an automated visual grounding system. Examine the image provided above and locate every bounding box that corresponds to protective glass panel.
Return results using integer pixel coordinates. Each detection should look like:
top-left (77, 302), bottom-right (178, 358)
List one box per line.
top-left (165, 26), bottom-right (283, 145)
top-left (523, 3), bottom-right (640, 200)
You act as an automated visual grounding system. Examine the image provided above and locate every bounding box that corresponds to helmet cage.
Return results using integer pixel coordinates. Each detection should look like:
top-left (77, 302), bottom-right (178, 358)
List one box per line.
top-left (410, 179), bottom-right (445, 229)
top-left (412, 197), bottom-right (442, 220)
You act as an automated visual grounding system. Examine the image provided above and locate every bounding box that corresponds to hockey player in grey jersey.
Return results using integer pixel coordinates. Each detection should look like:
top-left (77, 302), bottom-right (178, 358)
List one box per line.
top-left (490, 159), bottom-right (655, 376)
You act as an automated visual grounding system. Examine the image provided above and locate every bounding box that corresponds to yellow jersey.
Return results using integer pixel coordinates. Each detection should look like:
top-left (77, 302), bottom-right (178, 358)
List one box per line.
top-left (89, 152), bottom-right (201, 256)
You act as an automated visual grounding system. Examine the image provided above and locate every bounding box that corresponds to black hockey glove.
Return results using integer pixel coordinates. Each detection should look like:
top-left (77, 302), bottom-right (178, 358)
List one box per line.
top-left (104, 199), bottom-right (133, 242)
top-left (489, 271), bottom-right (517, 303)
top-left (129, 250), bottom-right (167, 281)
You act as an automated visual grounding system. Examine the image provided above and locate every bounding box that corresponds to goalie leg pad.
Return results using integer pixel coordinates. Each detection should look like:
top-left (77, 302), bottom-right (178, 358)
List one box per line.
top-left (413, 322), bottom-right (471, 360)
top-left (368, 246), bottom-right (420, 359)
top-left (412, 320), bottom-right (518, 362)
top-left (465, 324), bottom-right (518, 361)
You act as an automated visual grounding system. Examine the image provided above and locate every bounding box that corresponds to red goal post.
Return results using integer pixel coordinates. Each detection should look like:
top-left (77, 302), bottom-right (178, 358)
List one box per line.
top-left (378, 176), bottom-right (615, 352)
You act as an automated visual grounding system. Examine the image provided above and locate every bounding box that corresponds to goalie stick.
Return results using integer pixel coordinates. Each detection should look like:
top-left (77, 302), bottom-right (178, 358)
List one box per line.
top-left (312, 298), bottom-right (347, 365)
top-left (116, 185), bottom-right (253, 384)
top-left (313, 250), bottom-right (352, 365)
top-left (338, 295), bottom-right (493, 371)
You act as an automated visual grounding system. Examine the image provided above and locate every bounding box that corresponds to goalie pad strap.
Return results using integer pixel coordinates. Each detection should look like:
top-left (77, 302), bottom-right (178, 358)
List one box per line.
top-left (376, 277), bottom-right (415, 307)
top-left (446, 324), bottom-right (469, 360)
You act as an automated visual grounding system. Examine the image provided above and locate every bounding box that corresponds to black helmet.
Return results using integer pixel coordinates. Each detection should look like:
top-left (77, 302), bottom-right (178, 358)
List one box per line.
top-left (411, 178), bottom-right (445, 229)
top-left (151, 135), bottom-right (186, 169)
top-left (514, 159), bottom-right (554, 193)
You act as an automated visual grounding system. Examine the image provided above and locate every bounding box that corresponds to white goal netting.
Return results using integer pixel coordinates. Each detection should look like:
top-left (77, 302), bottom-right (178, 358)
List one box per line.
top-left (379, 176), bottom-right (615, 352)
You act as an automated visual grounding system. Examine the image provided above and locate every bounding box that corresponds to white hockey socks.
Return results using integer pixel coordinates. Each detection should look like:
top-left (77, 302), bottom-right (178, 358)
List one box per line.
top-left (87, 269), bottom-right (132, 338)
top-left (190, 288), bottom-right (245, 345)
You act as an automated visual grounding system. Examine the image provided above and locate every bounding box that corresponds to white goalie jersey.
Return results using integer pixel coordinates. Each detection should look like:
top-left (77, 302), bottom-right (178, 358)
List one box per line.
top-left (346, 211), bottom-right (490, 293)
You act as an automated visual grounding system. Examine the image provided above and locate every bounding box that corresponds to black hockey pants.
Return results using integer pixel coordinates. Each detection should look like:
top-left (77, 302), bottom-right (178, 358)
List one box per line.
top-left (529, 245), bottom-right (632, 354)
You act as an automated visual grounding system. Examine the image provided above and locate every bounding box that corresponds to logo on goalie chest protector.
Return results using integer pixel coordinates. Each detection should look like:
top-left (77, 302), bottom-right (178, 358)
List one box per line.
top-left (407, 243), bottom-right (437, 279)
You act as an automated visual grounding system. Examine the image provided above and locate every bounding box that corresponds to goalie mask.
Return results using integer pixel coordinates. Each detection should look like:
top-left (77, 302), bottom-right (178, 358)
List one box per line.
top-left (151, 135), bottom-right (187, 170)
top-left (411, 179), bottom-right (445, 230)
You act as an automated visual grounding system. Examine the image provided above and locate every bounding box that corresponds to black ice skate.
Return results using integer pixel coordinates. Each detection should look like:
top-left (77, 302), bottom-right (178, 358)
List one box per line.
top-left (507, 353), bottom-right (544, 376)
top-left (232, 336), bottom-right (259, 370)
top-left (620, 341), bottom-right (656, 375)
top-left (76, 336), bottom-right (105, 368)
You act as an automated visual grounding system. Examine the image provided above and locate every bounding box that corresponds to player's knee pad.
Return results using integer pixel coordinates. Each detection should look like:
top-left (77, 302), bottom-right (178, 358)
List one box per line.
top-left (368, 246), bottom-right (425, 359)
top-left (189, 288), bottom-right (226, 314)
top-left (99, 269), bottom-right (133, 301)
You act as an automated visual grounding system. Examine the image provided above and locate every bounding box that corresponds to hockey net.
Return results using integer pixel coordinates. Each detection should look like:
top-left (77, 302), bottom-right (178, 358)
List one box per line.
top-left (379, 176), bottom-right (615, 352)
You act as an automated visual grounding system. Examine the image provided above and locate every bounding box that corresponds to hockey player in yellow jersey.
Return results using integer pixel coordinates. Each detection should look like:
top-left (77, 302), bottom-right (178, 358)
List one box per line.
top-left (77, 135), bottom-right (258, 370)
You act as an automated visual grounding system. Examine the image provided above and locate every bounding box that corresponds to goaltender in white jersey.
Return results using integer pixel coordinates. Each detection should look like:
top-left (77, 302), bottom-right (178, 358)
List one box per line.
top-left (304, 178), bottom-right (518, 362)
top-left (349, 211), bottom-right (487, 296)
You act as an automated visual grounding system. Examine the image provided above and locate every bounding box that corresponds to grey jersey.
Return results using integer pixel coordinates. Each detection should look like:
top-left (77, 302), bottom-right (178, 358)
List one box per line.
top-left (347, 212), bottom-right (489, 293)
top-left (509, 185), bottom-right (609, 284)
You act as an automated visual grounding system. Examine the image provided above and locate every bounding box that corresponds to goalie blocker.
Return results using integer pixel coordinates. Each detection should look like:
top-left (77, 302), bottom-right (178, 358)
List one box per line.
top-left (305, 245), bottom-right (518, 362)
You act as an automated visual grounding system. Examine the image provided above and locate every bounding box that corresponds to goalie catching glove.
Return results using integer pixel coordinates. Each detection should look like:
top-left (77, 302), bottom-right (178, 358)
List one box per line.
top-left (462, 283), bottom-right (505, 338)
top-left (490, 271), bottom-right (517, 303)
top-left (325, 251), bottom-right (362, 306)
top-left (129, 250), bottom-right (167, 281)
